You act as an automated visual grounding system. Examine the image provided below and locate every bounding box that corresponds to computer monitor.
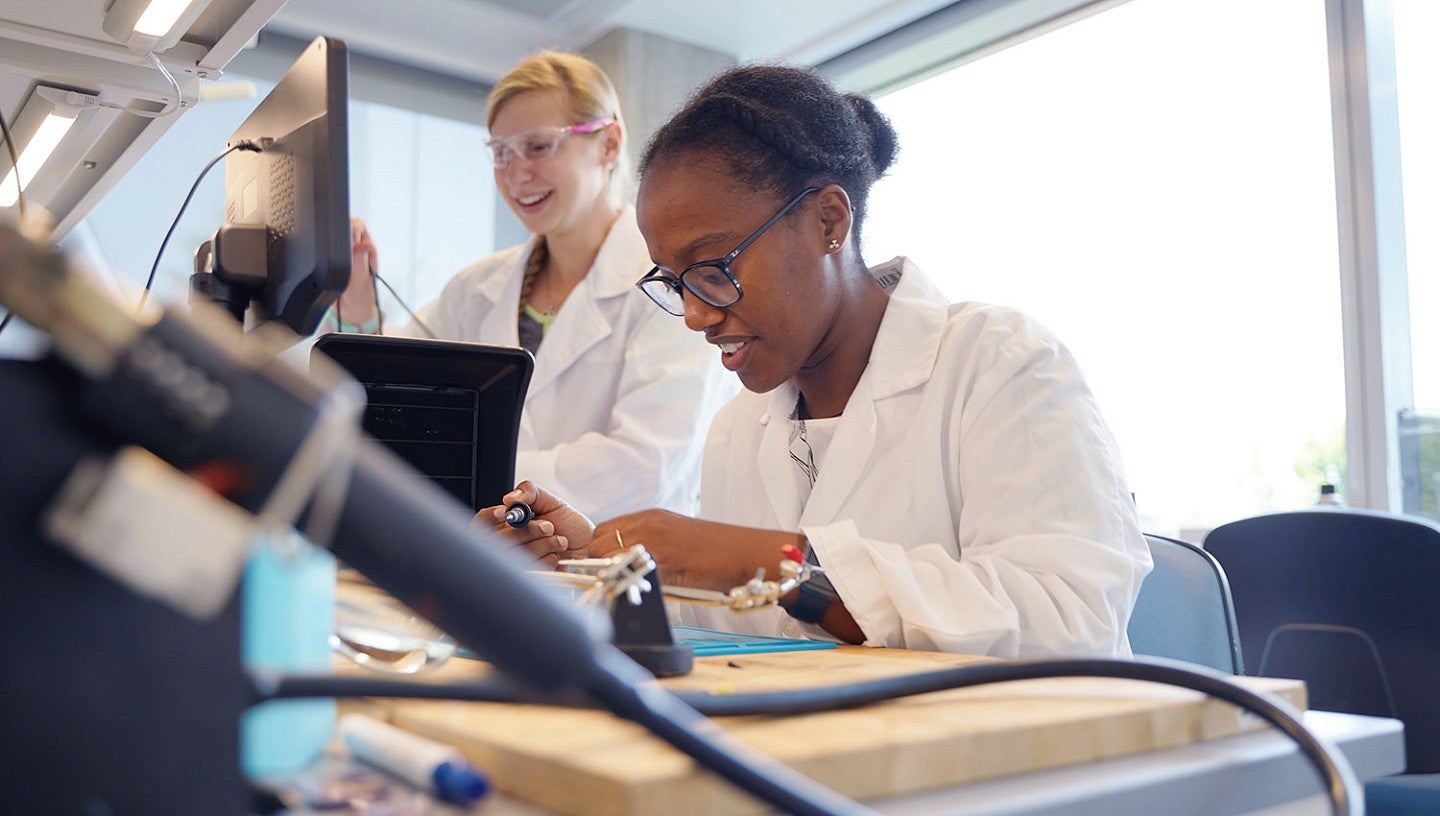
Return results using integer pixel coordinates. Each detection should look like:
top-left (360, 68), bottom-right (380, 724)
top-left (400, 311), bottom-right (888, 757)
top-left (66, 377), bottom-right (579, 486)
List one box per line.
top-left (192, 35), bottom-right (349, 336)
top-left (312, 333), bottom-right (534, 511)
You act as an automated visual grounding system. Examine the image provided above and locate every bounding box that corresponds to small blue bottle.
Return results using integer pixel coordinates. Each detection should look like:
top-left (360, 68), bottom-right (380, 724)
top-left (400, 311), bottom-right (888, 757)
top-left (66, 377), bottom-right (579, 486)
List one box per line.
top-left (241, 529), bottom-right (336, 780)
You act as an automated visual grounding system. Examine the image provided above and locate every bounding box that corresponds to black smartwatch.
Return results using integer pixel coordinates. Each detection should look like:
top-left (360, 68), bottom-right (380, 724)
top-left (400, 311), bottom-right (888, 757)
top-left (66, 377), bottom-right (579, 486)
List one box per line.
top-left (786, 579), bottom-right (836, 624)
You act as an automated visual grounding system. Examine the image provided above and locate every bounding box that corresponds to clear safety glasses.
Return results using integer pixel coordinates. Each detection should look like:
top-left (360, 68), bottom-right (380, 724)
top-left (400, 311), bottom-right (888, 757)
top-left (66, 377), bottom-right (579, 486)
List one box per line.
top-left (485, 117), bottom-right (614, 169)
top-left (635, 187), bottom-right (821, 316)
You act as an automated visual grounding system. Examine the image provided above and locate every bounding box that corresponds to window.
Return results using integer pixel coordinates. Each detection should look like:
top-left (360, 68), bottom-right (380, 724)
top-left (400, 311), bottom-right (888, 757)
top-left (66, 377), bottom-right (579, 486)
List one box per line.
top-left (1394, 0), bottom-right (1440, 519)
top-left (865, 0), bottom-right (1340, 536)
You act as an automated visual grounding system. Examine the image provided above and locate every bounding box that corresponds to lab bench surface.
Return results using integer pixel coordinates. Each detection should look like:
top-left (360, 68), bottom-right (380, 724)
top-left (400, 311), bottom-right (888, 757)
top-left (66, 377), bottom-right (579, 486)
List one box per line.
top-left (342, 646), bottom-right (1400, 815)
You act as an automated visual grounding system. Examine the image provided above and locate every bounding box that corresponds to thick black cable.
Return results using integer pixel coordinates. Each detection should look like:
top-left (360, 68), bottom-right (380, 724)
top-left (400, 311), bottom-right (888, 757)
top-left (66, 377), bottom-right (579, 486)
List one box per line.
top-left (138, 141), bottom-right (260, 312)
top-left (4, 207), bottom-right (851, 816)
top-left (320, 443), bottom-right (879, 815)
top-left (585, 646), bottom-right (878, 816)
top-left (262, 655), bottom-right (1360, 815)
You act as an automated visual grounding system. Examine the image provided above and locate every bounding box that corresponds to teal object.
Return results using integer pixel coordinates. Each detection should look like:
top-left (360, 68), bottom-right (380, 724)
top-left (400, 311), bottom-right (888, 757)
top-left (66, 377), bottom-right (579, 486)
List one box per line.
top-left (241, 531), bottom-right (337, 780)
top-left (670, 627), bottom-right (837, 657)
top-left (458, 626), bottom-right (836, 662)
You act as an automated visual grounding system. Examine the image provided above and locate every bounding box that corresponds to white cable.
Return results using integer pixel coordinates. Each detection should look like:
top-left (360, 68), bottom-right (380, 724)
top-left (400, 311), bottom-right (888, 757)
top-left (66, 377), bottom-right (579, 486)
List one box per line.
top-left (132, 51), bottom-right (185, 118)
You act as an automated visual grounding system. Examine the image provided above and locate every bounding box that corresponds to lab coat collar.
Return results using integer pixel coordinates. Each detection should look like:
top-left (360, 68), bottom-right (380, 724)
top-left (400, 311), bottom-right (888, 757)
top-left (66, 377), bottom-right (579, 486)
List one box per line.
top-left (757, 257), bottom-right (949, 527)
top-left (469, 207), bottom-right (642, 305)
top-left (862, 257), bottom-right (948, 402)
top-left (523, 207), bottom-right (647, 395)
top-left (473, 241), bottom-right (532, 306)
top-left (585, 206), bottom-right (647, 299)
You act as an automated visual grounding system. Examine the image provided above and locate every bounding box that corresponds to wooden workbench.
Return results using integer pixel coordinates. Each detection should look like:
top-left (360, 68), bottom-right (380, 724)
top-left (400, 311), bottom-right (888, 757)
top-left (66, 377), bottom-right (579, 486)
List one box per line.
top-left (356, 647), bottom-right (1305, 816)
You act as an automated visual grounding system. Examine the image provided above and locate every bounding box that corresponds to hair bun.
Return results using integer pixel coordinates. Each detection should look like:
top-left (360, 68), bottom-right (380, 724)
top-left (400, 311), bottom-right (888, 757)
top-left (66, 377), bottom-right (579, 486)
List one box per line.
top-left (846, 93), bottom-right (899, 176)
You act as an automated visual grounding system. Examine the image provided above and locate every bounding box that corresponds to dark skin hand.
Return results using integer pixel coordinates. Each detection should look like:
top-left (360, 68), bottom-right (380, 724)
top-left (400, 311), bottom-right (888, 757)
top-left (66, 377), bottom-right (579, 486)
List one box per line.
top-left (474, 481), bottom-right (590, 569)
top-left (477, 483), bottom-right (865, 644)
top-left (594, 510), bottom-right (801, 591)
top-left (595, 510), bottom-right (867, 644)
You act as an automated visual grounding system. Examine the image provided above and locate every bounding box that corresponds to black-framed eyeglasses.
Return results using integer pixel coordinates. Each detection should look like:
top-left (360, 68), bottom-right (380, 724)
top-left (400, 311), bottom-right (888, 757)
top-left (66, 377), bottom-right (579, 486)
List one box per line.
top-left (635, 187), bottom-right (821, 316)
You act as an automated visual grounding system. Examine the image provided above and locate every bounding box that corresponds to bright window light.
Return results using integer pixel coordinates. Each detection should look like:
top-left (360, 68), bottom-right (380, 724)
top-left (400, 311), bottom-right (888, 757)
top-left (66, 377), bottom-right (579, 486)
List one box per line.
top-left (0, 111), bottom-right (79, 207)
top-left (866, 0), bottom-right (1340, 535)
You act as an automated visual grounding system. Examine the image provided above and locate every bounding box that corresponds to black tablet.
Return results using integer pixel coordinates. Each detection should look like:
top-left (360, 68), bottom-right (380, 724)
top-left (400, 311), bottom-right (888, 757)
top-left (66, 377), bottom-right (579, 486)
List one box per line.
top-left (312, 333), bottom-right (533, 511)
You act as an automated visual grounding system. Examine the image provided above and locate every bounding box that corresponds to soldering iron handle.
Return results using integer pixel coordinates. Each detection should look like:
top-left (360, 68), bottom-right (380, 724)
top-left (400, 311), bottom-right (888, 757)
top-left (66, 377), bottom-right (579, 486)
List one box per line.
top-left (503, 501), bottom-right (534, 528)
top-left (328, 442), bottom-right (603, 692)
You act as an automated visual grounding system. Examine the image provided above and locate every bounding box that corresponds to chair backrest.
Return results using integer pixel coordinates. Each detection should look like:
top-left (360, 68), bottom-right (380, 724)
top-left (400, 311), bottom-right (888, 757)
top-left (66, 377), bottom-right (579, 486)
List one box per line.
top-left (1204, 508), bottom-right (1440, 773)
top-left (1127, 533), bottom-right (1244, 674)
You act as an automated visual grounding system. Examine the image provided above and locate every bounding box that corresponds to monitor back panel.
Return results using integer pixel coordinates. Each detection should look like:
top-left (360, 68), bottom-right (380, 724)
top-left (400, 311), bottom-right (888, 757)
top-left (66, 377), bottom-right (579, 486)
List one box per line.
top-left (362, 383), bottom-right (479, 508)
top-left (312, 334), bottom-right (533, 511)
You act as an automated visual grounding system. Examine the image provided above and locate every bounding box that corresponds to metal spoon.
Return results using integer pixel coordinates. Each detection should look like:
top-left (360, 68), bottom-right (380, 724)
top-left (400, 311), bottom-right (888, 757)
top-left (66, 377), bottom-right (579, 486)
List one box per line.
top-left (330, 625), bottom-right (456, 675)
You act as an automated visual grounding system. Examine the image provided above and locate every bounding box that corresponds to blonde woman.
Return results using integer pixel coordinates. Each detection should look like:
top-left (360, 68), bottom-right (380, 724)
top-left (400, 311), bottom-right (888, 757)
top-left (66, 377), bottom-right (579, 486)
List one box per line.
top-left (335, 52), bottom-right (730, 521)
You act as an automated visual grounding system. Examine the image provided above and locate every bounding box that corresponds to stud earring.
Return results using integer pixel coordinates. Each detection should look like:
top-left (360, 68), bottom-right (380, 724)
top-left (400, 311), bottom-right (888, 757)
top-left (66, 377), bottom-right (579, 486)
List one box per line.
top-left (827, 238), bottom-right (841, 251)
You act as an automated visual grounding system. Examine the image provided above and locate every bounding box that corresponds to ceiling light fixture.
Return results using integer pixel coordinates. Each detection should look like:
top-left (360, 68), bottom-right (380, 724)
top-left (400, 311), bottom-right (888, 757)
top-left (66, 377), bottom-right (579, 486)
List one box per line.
top-left (0, 88), bottom-right (100, 209)
top-left (103, 0), bottom-right (218, 53)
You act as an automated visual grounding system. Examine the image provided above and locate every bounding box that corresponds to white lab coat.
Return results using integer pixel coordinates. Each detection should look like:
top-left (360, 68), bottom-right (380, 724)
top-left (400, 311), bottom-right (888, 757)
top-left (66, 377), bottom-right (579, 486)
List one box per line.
top-left (678, 258), bottom-right (1151, 658)
top-left (394, 208), bottom-right (733, 521)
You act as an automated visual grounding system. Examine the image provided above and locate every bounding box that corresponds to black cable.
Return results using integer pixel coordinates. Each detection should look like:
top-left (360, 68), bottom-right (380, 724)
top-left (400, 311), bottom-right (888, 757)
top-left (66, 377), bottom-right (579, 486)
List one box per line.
top-left (262, 656), bottom-right (1360, 815)
top-left (258, 671), bottom-right (573, 707)
top-left (586, 646), bottom-right (878, 816)
top-left (331, 262), bottom-right (432, 337)
top-left (371, 262), bottom-right (436, 337)
top-left (138, 141), bottom-right (261, 312)
top-left (371, 261), bottom-right (383, 334)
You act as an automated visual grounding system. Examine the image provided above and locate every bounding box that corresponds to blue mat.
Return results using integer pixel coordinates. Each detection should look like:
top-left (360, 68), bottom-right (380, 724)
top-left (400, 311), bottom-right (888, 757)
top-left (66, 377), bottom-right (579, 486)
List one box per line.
top-left (672, 626), bottom-right (837, 657)
top-left (456, 627), bottom-right (835, 661)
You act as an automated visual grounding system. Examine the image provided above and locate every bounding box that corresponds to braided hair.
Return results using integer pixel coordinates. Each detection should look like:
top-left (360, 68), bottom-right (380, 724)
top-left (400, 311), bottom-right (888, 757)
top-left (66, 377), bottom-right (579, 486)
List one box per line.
top-left (640, 65), bottom-right (898, 249)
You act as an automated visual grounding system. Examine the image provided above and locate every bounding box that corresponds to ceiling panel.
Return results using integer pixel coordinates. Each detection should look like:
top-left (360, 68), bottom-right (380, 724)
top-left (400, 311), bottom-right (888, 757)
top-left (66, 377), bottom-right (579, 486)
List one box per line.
top-left (263, 0), bottom-right (960, 85)
top-left (0, 0), bottom-right (964, 238)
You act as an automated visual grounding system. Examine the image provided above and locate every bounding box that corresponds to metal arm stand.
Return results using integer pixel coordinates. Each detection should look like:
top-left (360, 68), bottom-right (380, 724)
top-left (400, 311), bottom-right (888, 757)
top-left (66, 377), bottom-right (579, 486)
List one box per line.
top-left (556, 543), bottom-right (822, 678)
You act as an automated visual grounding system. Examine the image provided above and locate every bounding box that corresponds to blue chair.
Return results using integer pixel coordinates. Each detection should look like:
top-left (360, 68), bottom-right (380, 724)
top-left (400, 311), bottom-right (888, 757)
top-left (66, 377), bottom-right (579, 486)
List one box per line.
top-left (1127, 533), bottom-right (1244, 673)
top-left (1204, 509), bottom-right (1440, 814)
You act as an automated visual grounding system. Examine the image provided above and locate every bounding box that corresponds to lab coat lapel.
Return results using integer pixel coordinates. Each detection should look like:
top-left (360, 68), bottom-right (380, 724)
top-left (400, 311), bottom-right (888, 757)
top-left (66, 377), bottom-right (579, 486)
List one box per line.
top-left (523, 210), bottom-right (640, 397)
top-left (798, 379), bottom-right (878, 528)
top-left (475, 242), bottom-right (529, 346)
top-left (524, 276), bottom-right (612, 396)
top-left (757, 382), bottom-right (805, 529)
top-left (799, 259), bottom-right (946, 528)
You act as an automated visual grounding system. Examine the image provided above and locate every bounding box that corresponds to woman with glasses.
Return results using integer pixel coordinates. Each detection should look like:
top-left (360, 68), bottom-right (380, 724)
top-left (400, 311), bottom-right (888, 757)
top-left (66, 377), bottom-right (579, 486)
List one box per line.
top-left (332, 52), bottom-right (731, 522)
top-left (492, 65), bottom-right (1150, 658)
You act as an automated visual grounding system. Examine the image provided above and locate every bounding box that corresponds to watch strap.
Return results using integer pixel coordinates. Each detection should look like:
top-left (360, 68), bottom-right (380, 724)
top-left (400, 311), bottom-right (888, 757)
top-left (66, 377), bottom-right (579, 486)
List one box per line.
top-left (787, 581), bottom-right (833, 624)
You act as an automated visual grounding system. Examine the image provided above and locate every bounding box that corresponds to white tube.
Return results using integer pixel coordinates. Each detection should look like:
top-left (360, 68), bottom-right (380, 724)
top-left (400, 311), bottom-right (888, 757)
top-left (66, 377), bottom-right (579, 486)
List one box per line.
top-left (338, 713), bottom-right (488, 803)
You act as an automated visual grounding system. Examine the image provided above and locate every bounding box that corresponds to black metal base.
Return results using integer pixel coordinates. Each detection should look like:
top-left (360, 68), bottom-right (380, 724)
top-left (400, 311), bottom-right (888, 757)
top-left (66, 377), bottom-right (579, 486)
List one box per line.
top-left (610, 567), bottom-right (693, 677)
